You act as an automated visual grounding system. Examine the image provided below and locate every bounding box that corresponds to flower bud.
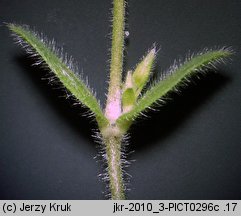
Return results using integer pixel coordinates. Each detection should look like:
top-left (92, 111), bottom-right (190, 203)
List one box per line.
top-left (132, 47), bottom-right (156, 96)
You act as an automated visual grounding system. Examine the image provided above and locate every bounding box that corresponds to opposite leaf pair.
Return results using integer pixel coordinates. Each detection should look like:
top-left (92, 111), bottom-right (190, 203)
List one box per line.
top-left (8, 0), bottom-right (232, 200)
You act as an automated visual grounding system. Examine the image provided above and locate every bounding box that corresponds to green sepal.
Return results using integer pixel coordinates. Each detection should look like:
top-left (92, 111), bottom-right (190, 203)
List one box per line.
top-left (122, 88), bottom-right (136, 113)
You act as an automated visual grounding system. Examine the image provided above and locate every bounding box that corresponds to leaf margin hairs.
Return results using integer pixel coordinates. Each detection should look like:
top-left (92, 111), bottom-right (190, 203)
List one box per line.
top-left (8, 23), bottom-right (109, 128)
top-left (116, 47), bottom-right (233, 131)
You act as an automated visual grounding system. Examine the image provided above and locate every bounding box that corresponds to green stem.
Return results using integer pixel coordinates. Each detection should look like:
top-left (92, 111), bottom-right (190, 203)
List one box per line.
top-left (105, 0), bottom-right (125, 123)
top-left (103, 126), bottom-right (125, 199)
top-left (102, 0), bottom-right (126, 200)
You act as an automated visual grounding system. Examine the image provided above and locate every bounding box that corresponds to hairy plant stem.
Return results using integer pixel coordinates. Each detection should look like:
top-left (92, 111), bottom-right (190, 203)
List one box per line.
top-left (102, 127), bottom-right (125, 200)
top-left (7, 0), bottom-right (232, 202)
top-left (105, 0), bottom-right (125, 123)
top-left (102, 0), bottom-right (126, 199)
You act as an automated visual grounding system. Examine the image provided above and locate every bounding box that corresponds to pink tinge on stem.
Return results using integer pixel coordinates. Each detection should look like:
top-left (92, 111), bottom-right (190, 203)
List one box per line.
top-left (105, 90), bottom-right (122, 123)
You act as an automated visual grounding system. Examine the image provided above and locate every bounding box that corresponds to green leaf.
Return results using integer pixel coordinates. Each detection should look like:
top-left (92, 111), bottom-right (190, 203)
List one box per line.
top-left (8, 23), bottom-right (108, 129)
top-left (117, 48), bottom-right (232, 131)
